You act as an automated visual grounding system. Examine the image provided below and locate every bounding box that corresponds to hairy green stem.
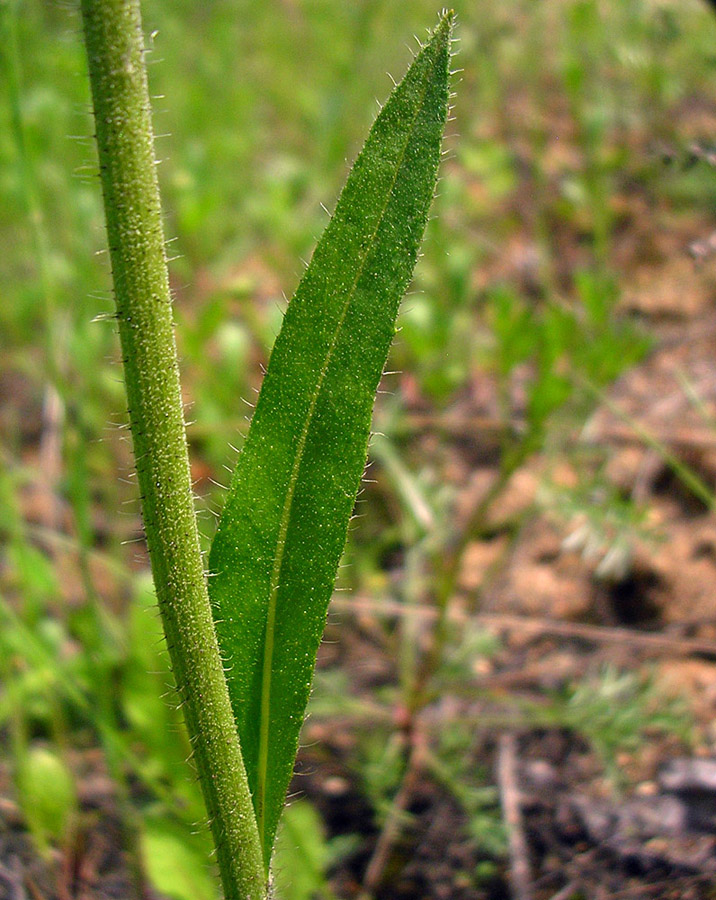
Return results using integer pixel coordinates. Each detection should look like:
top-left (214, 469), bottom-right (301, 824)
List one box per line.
top-left (79, 2), bottom-right (265, 897)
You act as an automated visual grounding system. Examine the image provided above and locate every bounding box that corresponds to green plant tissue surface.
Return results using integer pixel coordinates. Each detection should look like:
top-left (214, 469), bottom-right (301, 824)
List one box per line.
top-left (141, 820), bottom-right (217, 900)
top-left (208, 11), bottom-right (453, 868)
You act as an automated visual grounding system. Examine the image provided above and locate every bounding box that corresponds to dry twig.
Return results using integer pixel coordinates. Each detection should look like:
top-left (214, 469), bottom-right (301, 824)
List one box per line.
top-left (497, 733), bottom-right (533, 900)
top-left (332, 595), bottom-right (716, 658)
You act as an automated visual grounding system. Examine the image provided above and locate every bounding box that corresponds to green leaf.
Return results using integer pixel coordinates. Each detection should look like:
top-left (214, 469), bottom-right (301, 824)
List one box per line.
top-left (273, 800), bottom-right (341, 900)
top-left (208, 11), bottom-right (454, 868)
top-left (141, 820), bottom-right (217, 900)
top-left (15, 747), bottom-right (77, 858)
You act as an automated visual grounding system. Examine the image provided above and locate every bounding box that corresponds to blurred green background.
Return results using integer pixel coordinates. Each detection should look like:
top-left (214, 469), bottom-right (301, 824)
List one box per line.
top-left (2, 1), bottom-right (716, 898)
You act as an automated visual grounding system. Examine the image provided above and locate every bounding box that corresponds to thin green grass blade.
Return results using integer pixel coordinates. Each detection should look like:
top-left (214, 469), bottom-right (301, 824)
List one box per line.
top-left (208, 11), bottom-right (454, 868)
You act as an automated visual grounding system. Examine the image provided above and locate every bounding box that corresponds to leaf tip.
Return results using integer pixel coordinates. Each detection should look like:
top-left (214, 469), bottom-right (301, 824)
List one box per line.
top-left (438, 8), bottom-right (456, 31)
top-left (431, 9), bottom-right (456, 60)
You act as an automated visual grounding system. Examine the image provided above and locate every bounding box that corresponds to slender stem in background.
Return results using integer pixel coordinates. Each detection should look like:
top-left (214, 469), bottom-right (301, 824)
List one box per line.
top-left (79, 2), bottom-right (265, 898)
top-left (408, 441), bottom-right (531, 715)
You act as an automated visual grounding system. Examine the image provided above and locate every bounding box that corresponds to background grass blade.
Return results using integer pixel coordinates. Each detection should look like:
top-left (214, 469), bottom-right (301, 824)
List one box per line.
top-left (208, 11), bottom-right (454, 868)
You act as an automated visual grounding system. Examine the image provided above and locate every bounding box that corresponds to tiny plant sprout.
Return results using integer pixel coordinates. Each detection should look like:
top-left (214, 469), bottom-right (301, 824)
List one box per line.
top-left (80, 1), bottom-right (454, 897)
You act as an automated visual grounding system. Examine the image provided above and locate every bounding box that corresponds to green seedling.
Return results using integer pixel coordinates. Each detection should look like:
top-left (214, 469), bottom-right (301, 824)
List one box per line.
top-left (79, 2), bottom-right (453, 896)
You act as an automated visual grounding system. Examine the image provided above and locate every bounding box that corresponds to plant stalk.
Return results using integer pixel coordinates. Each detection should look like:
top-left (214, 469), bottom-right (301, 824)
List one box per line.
top-left (79, 2), bottom-right (265, 897)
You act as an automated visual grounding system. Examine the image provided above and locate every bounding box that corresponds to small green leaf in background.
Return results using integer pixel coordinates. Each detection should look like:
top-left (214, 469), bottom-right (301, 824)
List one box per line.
top-left (141, 820), bottom-right (217, 900)
top-left (15, 746), bottom-right (77, 858)
top-left (209, 11), bottom-right (454, 868)
top-left (273, 800), bottom-right (356, 900)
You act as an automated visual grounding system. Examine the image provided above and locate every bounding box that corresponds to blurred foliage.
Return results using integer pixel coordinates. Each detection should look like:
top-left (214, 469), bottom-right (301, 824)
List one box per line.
top-left (273, 800), bottom-right (358, 900)
top-left (2, 0), bottom-right (714, 894)
top-left (140, 820), bottom-right (218, 900)
top-left (15, 746), bottom-right (77, 859)
top-left (541, 462), bottom-right (657, 582)
top-left (543, 667), bottom-right (693, 786)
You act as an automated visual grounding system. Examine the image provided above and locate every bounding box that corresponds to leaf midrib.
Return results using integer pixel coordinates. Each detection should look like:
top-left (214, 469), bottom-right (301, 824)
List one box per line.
top-left (255, 50), bottom-right (440, 852)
